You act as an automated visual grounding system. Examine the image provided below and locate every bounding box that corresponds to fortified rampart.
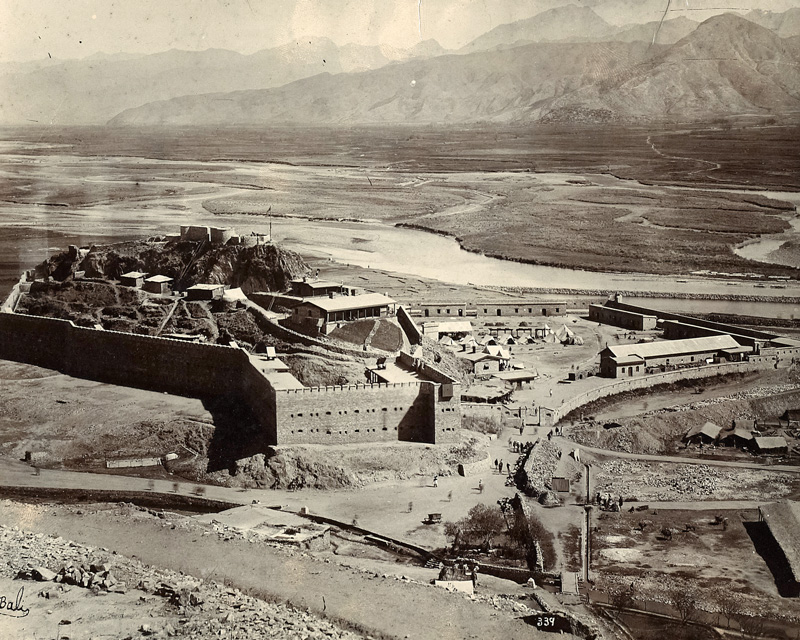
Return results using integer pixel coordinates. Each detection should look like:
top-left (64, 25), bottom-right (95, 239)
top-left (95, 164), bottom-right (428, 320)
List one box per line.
top-left (0, 312), bottom-right (246, 396)
top-left (276, 382), bottom-right (434, 445)
top-left (0, 296), bottom-right (460, 446)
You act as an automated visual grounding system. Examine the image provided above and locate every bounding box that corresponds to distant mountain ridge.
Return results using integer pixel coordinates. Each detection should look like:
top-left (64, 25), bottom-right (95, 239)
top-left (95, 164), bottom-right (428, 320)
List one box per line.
top-left (109, 14), bottom-right (800, 127)
top-left (459, 5), bottom-right (616, 52)
top-left (4, 6), bottom-right (800, 126)
top-left (0, 37), bottom-right (445, 125)
top-left (541, 13), bottom-right (800, 122)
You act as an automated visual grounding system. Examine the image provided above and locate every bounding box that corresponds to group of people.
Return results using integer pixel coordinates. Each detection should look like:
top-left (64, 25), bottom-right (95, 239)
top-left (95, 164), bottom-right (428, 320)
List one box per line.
top-left (493, 458), bottom-right (512, 474)
top-left (596, 492), bottom-right (624, 511)
top-left (509, 439), bottom-right (530, 453)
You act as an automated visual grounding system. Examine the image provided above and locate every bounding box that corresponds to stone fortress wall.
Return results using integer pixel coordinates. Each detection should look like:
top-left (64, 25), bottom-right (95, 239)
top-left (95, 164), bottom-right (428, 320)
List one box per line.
top-left (0, 290), bottom-right (460, 446)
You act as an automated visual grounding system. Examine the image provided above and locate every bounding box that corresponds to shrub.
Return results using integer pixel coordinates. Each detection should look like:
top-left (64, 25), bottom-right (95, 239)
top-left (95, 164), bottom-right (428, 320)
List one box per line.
top-left (462, 415), bottom-right (503, 435)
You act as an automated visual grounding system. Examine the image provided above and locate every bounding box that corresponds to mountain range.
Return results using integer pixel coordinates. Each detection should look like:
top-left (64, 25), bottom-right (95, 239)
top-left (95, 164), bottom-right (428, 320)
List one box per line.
top-left (0, 38), bottom-right (444, 125)
top-left (2, 5), bottom-right (800, 126)
top-left (109, 14), bottom-right (800, 127)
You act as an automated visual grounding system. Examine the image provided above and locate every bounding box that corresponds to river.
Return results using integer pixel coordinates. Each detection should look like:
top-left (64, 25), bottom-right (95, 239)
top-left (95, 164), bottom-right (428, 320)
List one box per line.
top-left (1, 143), bottom-right (799, 318)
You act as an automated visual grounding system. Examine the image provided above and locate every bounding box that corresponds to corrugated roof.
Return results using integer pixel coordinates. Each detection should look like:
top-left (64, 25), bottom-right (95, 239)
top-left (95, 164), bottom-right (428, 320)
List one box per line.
top-left (755, 436), bottom-right (788, 450)
top-left (605, 335), bottom-right (740, 360)
top-left (759, 501), bottom-right (800, 582)
top-left (300, 293), bottom-right (395, 313)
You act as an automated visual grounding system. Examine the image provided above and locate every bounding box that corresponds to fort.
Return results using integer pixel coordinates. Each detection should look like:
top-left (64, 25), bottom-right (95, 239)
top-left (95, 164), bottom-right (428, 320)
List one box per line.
top-left (0, 247), bottom-right (462, 447)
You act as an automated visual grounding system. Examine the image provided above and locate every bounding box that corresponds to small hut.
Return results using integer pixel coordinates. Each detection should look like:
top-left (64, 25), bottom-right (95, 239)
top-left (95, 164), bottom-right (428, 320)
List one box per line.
top-left (684, 421), bottom-right (722, 445)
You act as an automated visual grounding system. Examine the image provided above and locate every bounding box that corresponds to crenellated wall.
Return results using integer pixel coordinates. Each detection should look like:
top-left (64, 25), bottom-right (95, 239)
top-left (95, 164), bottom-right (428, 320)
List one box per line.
top-left (0, 303), bottom-right (460, 446)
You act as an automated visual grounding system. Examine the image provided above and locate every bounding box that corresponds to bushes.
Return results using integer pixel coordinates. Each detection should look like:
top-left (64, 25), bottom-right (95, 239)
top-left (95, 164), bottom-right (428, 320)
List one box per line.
top-left (462, 415), bottom-right (503, 435)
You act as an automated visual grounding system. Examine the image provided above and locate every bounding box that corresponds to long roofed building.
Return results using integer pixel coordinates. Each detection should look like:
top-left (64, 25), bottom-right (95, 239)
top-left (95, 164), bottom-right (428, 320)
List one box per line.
top-left (600, 334), bottom-right (745, 378)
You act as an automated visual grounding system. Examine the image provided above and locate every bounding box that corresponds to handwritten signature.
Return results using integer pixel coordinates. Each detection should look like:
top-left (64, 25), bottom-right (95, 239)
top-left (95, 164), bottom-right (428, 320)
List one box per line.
top-left (0, 587), bottom-right (30, 618)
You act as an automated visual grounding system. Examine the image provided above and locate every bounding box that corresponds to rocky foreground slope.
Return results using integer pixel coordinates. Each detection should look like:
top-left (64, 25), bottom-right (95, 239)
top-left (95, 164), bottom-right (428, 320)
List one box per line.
top-left (0, 513), bottom-right (367, 640)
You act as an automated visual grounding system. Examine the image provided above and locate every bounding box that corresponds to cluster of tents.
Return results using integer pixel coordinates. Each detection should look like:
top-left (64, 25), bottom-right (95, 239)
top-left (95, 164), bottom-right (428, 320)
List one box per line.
top-left (544, 324), bottom-right (584, 346)
top-left (440, 324), bottom-right (583, 348)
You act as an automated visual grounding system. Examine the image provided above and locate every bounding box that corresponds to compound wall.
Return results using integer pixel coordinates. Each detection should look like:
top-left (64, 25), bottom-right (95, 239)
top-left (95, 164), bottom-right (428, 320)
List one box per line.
top-left (0, 307), bottom-right (460, 446)
top-left (542, 360), bottom-right (781, 426)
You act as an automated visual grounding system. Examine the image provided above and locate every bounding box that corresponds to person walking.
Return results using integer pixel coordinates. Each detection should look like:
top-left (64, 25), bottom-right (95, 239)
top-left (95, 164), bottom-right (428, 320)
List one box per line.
top-left (433, 475), bottom-right (438, 488)
top-left (478, 479), bottom-right (484, 494)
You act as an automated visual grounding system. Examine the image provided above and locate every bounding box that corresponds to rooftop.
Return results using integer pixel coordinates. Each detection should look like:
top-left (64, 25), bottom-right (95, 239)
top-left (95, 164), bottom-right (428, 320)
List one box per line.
top-left (427, 320), bottom-right (473, 334)
top-left (685, 421), bottom-right (722, 440)
top-left (262, 371), bottom-right (305, 391)
top-left (604, 335), bottom-right (741, 360)
top-left (188, 283), bottom-right (225, 291)
top-left (755, 436), bottom-right (788, 449)
top-left (120, 271), bottom-right (146, 279)
top-left (368, 361), bottom-right (424, 384)
top-left (492, 369), bottom-right (539, 382)
top-left (292, 279), bottom-right (343, 289)
top-left (300, 293), bottom-right (396, 313)
top-left (145, 275), bottom-right (174, 283)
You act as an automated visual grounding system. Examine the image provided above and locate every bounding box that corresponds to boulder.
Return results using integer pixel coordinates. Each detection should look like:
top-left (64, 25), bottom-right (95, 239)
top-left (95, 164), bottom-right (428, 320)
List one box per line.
top-left (32, 566), bottom-right (57, 581)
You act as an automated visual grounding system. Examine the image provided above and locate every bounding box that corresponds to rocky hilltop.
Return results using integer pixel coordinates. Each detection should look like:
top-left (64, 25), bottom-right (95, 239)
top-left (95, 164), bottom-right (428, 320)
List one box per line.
top-left (38, 237), bottom-right (309, 294)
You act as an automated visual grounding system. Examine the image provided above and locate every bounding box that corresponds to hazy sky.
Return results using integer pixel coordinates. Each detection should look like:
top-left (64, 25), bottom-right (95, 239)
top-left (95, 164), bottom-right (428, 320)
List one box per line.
top-left (3, 0), bottom-right (799, 62)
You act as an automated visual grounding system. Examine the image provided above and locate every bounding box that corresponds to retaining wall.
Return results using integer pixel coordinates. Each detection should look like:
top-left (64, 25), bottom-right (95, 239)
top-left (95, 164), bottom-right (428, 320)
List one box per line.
top-left (396, 306), bottom-right (421, 345)
top-left (544, 360), bottom-right (778, 426)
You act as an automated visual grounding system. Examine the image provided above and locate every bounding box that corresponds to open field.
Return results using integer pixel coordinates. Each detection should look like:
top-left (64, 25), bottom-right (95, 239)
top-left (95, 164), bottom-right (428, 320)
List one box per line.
top-left (591, 507), bottom-right (800, 630)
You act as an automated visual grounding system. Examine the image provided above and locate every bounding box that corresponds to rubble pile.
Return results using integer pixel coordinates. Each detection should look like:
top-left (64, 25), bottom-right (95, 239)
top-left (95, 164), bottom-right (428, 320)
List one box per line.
top-left (19, 561), bottom-right (128, 593)
top-left (1, 523), bottom-right (366, 640)
top-left (595, 460), bottom-right (795, 501)
top-left (651, 384), bottom-right (800, 415)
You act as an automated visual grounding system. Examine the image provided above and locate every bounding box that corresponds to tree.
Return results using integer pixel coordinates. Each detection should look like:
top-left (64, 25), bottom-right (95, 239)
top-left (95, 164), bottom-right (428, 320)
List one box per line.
top-left (714, 590), bottom-right (741, 629)
top-left (670, 587), bottom-right (699, 625)
top-left (444, 504), bottom-right (505, 550)
top-left (610, 587), bottom-right (634, 614)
